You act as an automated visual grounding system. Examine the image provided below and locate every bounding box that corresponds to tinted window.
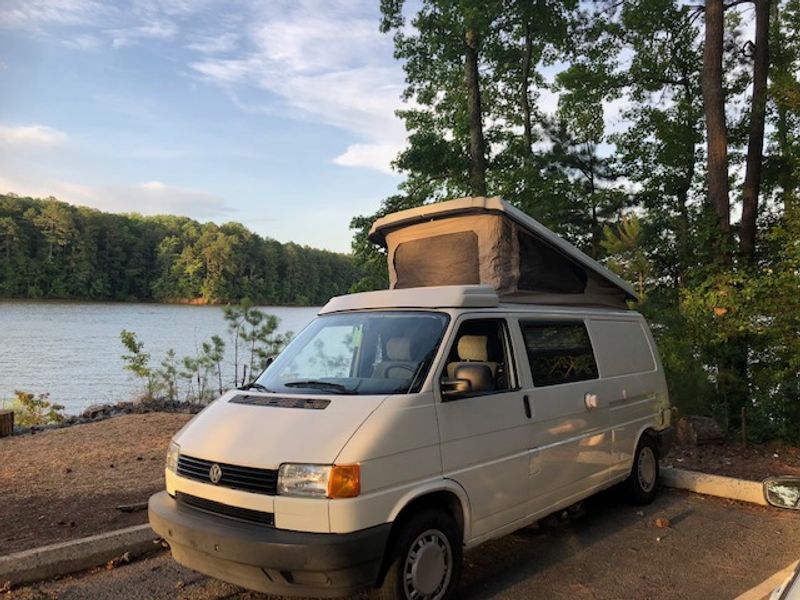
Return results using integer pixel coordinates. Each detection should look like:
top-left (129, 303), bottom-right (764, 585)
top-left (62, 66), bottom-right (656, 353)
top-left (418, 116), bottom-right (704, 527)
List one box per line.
top-left (520, 322), bottom-right (598, 387)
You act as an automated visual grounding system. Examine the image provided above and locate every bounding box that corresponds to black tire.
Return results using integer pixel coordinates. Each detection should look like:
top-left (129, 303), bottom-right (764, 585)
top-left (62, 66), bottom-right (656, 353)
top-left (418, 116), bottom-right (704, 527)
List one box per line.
top-left (371, 509), bottom-right (463, 600)
top-left (625, 434), bottom-right (660, 505)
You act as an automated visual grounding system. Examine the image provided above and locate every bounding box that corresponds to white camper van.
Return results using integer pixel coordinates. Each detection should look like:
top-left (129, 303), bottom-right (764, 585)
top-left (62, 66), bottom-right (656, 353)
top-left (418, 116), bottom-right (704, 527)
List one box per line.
top-left (149, 197), bottom-right (675, 599)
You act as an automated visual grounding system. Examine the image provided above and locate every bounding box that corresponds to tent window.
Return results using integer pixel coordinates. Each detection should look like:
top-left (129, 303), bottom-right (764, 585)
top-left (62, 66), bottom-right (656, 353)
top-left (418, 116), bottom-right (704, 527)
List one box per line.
top-left (517, 231), bottom-right (586, 294)
top-left (394, 232), bottom-right (480, 288)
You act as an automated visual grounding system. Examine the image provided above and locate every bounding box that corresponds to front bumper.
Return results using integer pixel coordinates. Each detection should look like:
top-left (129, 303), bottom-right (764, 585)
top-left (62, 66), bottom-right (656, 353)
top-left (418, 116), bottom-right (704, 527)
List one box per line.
top-left (148, 491), bottom-right (390, 598)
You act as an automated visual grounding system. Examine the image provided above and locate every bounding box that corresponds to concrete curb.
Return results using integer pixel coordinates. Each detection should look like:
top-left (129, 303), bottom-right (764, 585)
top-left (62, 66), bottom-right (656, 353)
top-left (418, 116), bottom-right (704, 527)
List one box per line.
top-left (734, 560), bottom-right (797, 600)
top-left (0, 524), bottom-right (160, 587)
top-left (661, 466), bottom-right (767, 506)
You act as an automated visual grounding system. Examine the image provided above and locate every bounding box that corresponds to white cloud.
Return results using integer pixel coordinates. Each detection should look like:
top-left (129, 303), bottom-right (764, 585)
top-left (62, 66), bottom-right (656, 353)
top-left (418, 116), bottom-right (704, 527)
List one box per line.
top-left (333, 143), bottom-right (402, 174)
top-left (109, 19), bottom-right (177, 48)
top-left (63, 33), bottom-right (101, 50)
top-left (187, 32), bottom-right (239, 55)
top-left (0, 124), bottom-right (67, 146)
top-left (0, 172), bottom-right (233, 219)
top-left (187, 1), bottom-right (407, 174)
top-left (0, 0), bottom-right (112, 29)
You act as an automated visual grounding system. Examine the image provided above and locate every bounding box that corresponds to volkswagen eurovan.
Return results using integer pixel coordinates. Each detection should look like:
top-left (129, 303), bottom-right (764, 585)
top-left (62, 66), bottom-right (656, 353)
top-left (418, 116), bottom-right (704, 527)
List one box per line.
top-left (149, 198), bottom-right (675, 599)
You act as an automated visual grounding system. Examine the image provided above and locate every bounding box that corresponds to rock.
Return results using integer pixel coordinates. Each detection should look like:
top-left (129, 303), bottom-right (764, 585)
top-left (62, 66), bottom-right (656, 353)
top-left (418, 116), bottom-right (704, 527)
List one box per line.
top-left (676, 416), bottom-right (724, 446)
top-left (115, 401), bottom-right (134, 413)
top-left (82, 403), bottom-right (113, 420)
top-left (654, 517), bottom-right (671, 529)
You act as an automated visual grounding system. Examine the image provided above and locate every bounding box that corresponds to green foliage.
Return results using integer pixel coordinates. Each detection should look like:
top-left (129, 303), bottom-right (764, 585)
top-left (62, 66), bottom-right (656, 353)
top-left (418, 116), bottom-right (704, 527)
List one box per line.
top-left (119, 329), bottom-right (155, 398)
top-left (602, 215), bottom-right (652, 299)
top-left (223, 301), bottom-right (291, 384)
top-left (7, 390), bottom-right (65, 427)
top-left (120, 303), bottom-right (292, 405)
top-left (350, 0), bottom-right (800, 443)
top-left (156, 349), bottom-right (179, 402)
top-left (0, 195), bottom-right (360, 305)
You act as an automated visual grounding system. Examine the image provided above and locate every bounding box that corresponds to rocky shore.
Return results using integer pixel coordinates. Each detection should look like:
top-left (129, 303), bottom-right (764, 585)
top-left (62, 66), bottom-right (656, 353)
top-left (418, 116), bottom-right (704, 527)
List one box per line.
top-left (13, 398), bottom-right (204, 435)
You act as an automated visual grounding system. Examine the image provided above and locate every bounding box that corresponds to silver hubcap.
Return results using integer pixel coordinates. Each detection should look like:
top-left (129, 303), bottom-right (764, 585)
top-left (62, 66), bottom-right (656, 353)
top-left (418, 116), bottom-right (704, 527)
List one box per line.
top-left (402, 529), bottom-right (452, 600)
top-left (637, 446), bottom-right (657, 493)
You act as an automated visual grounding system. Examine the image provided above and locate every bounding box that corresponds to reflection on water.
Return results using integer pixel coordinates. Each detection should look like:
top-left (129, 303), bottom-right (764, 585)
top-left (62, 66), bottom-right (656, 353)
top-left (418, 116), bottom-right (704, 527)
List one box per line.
top-left (0, 301), bottom-right (319, 414)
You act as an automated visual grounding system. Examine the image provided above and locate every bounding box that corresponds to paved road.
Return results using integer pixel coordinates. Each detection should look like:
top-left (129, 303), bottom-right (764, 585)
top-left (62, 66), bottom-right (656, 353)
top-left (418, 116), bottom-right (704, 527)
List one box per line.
top-left (9, 489), bottom-right (800, 600)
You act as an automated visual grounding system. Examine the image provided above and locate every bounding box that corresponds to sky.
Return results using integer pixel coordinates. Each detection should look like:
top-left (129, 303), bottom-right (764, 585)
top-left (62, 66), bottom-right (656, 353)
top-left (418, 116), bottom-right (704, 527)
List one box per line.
top-left (0, 0), bottom-right (410, 253)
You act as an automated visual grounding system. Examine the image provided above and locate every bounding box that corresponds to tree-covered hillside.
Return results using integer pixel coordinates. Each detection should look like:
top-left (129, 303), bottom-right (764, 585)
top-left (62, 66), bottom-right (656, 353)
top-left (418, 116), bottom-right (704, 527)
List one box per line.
top-left (0, 195), bottom-right (359, 305)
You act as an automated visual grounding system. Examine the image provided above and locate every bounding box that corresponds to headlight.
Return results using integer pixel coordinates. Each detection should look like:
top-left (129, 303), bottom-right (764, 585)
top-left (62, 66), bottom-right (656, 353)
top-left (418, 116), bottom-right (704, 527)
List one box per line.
top-left (277, 464), bottom-right (360, 499)
top-left (278, 464), bottom-right (330, 498)
top-left (166, 441), bottom-right (180, 473)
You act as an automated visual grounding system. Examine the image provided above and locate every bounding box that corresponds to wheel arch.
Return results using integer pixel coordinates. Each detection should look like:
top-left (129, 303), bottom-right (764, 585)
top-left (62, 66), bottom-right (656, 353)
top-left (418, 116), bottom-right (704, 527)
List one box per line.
top-left (375, 481), bottom-right (470, 587)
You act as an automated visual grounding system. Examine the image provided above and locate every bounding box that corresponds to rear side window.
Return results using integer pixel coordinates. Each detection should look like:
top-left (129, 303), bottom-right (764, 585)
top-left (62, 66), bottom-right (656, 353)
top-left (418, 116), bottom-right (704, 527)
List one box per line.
top-left (589, 320), bottom-right (655, 377)
top-left (520, 322), bottom-right (598, 387)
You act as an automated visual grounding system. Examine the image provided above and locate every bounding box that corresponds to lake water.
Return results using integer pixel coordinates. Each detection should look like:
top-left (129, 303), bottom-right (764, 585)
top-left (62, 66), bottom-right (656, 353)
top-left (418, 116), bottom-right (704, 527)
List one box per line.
top-left (0, 301), bottom-right (319, 415)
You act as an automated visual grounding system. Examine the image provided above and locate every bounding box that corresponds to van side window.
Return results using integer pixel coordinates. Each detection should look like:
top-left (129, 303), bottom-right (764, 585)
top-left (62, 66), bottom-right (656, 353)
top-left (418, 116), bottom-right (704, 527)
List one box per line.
top-left (443, 318), bottom-right (515, 394)
top-left (520, 322), bottom-right (598, 387)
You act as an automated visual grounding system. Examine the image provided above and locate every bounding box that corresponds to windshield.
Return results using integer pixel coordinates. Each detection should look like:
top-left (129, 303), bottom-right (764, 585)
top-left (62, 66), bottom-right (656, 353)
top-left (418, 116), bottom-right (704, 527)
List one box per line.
top-left (255, 311), bottom-right (449, 396)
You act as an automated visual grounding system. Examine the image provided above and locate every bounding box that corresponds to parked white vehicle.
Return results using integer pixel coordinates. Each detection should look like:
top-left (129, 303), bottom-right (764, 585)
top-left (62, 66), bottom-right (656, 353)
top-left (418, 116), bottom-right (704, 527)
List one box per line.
top-left (149, 198), bottom-right (675, 599)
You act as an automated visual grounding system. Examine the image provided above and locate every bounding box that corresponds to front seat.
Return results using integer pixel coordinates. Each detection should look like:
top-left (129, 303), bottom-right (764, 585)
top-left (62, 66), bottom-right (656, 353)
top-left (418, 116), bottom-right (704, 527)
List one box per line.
top-left (372, 337), bottom-right (417, 379)
top-left (447, 335), bottom-right (498, 379)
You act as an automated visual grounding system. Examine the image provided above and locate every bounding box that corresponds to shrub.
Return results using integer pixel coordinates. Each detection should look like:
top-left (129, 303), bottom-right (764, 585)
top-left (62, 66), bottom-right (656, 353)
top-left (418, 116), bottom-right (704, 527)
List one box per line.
top-left (7, 390), bottom-right (65, 427)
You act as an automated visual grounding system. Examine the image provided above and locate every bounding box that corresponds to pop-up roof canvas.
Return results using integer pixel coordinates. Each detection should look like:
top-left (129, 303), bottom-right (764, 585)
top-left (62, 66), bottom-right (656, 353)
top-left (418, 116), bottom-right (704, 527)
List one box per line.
top-left (368, 197), bottom-right (637, 309)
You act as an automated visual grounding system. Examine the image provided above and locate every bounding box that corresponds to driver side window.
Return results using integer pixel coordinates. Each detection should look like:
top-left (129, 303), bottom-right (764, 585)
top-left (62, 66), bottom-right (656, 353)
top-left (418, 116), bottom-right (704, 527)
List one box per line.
top-left (442, 318), bottom-right (515, 395)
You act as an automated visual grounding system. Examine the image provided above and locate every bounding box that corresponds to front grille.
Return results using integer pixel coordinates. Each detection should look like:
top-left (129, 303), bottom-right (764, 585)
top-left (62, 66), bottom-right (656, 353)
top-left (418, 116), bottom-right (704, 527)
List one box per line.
top-left (177, 454), bottom-right (278, 495)
top-left (176, 492), bottom-right (275, 526)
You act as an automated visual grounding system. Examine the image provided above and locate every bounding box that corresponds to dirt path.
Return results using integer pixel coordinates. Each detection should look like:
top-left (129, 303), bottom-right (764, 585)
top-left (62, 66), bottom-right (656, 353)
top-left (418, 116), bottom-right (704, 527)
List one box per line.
top-left (1, 413), bottom-right (191, 554)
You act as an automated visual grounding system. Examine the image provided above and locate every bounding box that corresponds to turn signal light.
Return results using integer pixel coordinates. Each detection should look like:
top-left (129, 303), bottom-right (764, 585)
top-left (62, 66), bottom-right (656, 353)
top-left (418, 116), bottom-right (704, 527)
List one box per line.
top-left (328, 464), bottom-right (360, 499)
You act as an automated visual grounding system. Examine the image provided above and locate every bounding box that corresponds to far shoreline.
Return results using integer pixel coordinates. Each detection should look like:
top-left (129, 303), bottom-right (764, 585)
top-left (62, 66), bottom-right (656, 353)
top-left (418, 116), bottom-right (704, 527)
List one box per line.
top-left (0, 297), bottom-right (323, 309)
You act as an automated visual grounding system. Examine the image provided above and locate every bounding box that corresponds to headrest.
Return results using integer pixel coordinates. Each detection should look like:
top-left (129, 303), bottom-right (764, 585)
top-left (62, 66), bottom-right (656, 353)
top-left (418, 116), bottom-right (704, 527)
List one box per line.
top-left (386, 337), bottom-right (411, 361)
top-left (457, 335), bottom-right (488, 362)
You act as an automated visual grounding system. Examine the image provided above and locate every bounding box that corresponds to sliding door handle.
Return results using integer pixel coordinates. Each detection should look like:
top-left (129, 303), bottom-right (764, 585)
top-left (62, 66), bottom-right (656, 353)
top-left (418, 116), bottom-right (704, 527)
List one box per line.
top-left (523, 395), bottom-right (532, 419)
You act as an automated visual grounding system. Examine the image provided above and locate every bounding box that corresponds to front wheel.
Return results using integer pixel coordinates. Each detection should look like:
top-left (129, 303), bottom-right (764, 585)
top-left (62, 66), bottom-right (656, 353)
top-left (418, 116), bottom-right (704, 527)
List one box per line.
top-left (371, 509), bottom-right (463, 600)
top-left (625, 435), bottom-right (659, 505)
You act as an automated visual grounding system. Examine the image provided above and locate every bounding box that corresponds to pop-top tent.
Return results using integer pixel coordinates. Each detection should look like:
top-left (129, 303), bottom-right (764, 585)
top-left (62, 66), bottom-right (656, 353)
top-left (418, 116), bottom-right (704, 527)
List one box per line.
top-left (368, 196), bottom-right (637, 309)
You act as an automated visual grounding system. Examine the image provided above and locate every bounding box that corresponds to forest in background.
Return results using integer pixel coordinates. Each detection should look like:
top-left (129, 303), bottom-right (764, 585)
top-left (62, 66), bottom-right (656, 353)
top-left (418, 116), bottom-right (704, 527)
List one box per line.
top-left (0, 194), bottom-right (359, 305)
top-left (351, 0), bottom-right (800, 442)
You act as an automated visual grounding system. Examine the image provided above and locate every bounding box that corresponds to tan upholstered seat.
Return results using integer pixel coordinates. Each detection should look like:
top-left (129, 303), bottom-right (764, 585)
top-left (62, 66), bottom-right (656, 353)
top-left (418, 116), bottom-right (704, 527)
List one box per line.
top-left (446, 335), bottom-right (498, 378)
top-left (373, 337), bottom-right (417, 379)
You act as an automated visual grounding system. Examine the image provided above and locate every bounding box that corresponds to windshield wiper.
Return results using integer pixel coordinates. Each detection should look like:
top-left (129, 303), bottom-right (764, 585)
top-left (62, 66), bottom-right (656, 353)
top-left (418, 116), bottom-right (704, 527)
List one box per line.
top-left (237, 382), bottom-right (274, 393)
top-left (283, 380), bottom-right (353, 394)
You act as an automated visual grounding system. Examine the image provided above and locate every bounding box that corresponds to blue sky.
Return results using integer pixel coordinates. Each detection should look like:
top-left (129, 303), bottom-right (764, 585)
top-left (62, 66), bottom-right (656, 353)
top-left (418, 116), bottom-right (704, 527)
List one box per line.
top-left (0, 0), bottom-right (410, 252)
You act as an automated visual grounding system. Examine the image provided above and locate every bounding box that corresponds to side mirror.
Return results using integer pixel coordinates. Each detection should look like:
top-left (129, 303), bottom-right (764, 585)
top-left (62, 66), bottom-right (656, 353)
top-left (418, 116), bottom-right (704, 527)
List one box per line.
top-left (441, 378), bottom-right (471, 400)
top-left (764, 476), bottom-right (800, 510)
top-left (441, 364), bottom-right (494, 400)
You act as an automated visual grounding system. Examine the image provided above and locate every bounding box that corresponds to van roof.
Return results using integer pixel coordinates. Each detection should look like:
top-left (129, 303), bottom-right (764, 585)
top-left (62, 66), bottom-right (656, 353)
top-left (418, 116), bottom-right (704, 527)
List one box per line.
top-left (319, 285), bottom-right (635, 316)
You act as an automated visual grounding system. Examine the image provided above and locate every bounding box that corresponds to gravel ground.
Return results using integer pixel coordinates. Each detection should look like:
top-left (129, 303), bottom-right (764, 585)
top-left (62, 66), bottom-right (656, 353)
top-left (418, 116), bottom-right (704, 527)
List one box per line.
top-left (664, 442), bottom-right (800, 481)
top-left (6, 489), bottom-right (800, 600)
top-left (1, 413), bottom-right (192, 553)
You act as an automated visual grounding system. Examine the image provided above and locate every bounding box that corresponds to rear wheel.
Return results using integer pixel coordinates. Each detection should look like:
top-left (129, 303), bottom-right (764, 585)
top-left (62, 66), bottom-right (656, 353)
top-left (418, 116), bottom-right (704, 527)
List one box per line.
top-left (371, 509), bottom-right (462, 600)
top-left (625, 435), bottom-right (659, 505)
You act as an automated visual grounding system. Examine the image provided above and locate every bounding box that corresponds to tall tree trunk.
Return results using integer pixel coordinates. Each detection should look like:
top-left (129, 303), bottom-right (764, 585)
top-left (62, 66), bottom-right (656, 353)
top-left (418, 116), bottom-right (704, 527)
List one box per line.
top-left (465, 27), bottom-right (488, 197)
top-left (702, 0), bottom-right (731, 263)
top-left (740, 0), bottom-right (771, 261)
top-left (676, 131), bottom-right (696, 288)
top-left (521, 21), bottom-right (534, 155)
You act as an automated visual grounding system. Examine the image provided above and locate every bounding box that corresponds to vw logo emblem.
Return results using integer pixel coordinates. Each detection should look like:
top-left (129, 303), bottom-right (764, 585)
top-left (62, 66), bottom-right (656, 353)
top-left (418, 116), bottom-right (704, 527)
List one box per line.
top-left (209, 463), bottom-right (222, 484)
